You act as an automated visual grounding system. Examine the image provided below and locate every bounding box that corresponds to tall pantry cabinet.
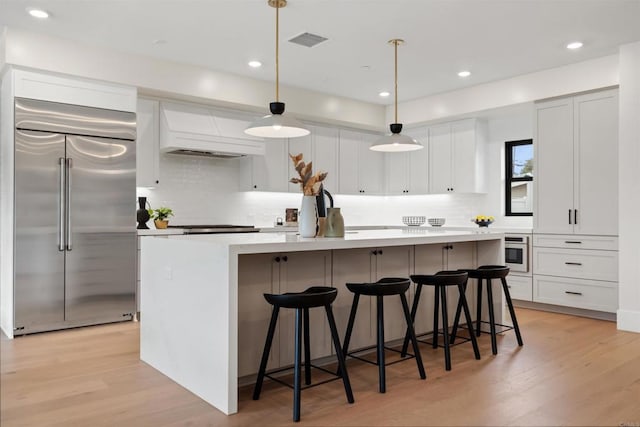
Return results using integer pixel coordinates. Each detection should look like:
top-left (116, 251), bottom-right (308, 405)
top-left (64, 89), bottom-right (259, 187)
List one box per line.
top-left (533, 88), bottom-right (619, 314)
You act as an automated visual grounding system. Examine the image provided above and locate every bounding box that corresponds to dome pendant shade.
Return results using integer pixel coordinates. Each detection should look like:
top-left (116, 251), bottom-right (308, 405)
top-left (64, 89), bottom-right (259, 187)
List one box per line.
top-left (245, 102), bottom-right (310, 138)
top-left (244, 0), bottom-right (309, 139)
top-left (371, 123), bottom-right (423, 152)
top-left (371, 38), bottom-right (423, 152)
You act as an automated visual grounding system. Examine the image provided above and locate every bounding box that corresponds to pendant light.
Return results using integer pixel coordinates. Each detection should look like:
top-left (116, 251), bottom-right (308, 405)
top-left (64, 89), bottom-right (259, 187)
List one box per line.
top-left (370, 39), bottom-right (423, 152)
top-left (245, 0), bottom-right (310, 138)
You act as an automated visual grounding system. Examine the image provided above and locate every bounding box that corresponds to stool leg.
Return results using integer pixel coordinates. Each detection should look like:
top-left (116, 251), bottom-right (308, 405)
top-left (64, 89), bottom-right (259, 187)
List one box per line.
top-left (440, 286), bottom-right (451, 371)
top-left (486, 279), bottom-right (498, 355)
top-left (476, 278), bottom-right (483, 337)
top-left (303, 308), bottom-right (311, 385)
top-left (502, 277), bottom-right (524, 346)
top-left (450, 281), bottom-right (467, 344)
top-left (253, 306), bottom-right (279, 400)
top-left (401, 283), bottom-right (422, 357)
top-left (338, 293), bottom-right (360, 377)
top-left (459, 284), bottom-right (481, 360)
top-left (400, 293), bottom-right (426, 380)
top-left (293, 308), bottom-right (303, 422)
top-left (433, 286), bottom-right (440, 348)
top-left (325, 304), bottom-right (355, 404)
top-left (376, 295), bottom-right (386, 393)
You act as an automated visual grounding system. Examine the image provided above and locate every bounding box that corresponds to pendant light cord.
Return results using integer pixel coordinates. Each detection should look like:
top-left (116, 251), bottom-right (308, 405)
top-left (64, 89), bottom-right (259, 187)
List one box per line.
top-left (394, 39), bottom-right (398, 123)
top-left (275, 4), bottom-right (280, 102)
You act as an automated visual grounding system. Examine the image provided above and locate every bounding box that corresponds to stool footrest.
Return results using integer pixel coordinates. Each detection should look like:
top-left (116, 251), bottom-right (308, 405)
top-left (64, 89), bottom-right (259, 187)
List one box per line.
top-left (416, 330), bottom-right (473, 348)
top-left (346, 344), bottom-right (416, 367)
top-left (475, 320), bottom-right (515, 335)
top-left (263, 363), bottom-right (343, 391)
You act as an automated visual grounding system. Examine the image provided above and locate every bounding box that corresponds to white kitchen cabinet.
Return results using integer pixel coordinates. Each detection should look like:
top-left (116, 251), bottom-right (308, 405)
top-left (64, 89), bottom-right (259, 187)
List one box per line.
top-left (412, 242), bottom-right (476, 335)
top-left (506, 274), bottom-right (533, 301)
top-left (428, 119), bottom-right (487, 194)
top-left (331, 245), bottom-right (412, 350)
top-left (288, 126), bottom-right (339, 193)
top-left (136, 98), bottom-right (161, 187)
top-left (534, 89), bottom-right (619, 236)
top-left (533, 275), bottom-right (618, 313)
top-left (385, 127), bottom-right (429, 195)
top-left (338, 130), bottom-right (385, 195)
top-left (237, 251), bottom-right (332, 376)
top-left (242, 138), bottom-right (288, 192)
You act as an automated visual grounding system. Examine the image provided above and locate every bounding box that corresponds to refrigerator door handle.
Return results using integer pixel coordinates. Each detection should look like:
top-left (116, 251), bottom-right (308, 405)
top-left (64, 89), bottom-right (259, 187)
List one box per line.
top-left (58, 157), bottom-right (66, 251)
top-left (66, 157), bottom-right (73, 251)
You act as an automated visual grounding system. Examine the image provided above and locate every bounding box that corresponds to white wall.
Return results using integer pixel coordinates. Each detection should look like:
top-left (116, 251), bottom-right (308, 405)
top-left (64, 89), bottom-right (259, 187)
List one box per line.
top-left (396, 55), bottom-right (619, 125)
top-left (617, 42), bottom-right (640, 333)
top-left (0, 69), bottom-right (14, 337)
top-left (2, 27), bottom-right (385, 131)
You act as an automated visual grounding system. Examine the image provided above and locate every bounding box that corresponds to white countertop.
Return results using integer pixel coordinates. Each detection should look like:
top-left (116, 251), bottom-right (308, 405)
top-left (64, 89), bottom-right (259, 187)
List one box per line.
top-left (261, 224), bottom-right (532, 234)
top-left (164, 228), bottom-right (505, 254)
top-left (137, 228), bottom-right (185, 236)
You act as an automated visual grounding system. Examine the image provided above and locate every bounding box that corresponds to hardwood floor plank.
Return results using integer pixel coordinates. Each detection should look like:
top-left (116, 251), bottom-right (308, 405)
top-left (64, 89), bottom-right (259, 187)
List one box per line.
top-left (2, 308), bottom-right (640, 426)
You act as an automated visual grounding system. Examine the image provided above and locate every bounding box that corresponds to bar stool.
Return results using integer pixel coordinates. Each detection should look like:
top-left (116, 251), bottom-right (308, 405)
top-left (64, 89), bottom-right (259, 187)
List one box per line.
top-left (400, 271), bottom-right (481, 371)
top-left (451, 265), bottom-right (523, 355)
top-left (342, 277), bottom-right (426, 393)
top-left (253, 286), bottom-right (354, 422)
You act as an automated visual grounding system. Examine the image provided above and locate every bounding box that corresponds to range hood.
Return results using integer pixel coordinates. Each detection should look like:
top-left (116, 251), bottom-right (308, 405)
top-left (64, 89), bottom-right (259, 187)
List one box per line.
top-left (160, 102), bottom-right (265, 158)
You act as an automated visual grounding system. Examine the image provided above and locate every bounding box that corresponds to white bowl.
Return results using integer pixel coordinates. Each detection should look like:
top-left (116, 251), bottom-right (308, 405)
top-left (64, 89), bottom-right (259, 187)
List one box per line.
top-left (428, 218), bottom-right (446, 227)
top-left (402, 216), bottom-right (426, 226)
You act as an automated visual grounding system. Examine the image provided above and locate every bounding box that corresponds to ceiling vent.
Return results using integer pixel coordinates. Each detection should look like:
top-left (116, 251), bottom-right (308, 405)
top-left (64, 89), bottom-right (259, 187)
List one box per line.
top-left (288, 32), bottom-right (328, 48)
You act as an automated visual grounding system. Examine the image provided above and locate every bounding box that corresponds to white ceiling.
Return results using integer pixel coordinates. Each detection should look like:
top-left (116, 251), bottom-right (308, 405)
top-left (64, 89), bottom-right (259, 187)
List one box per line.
top-left (2, 0), bottom-right (640, 105)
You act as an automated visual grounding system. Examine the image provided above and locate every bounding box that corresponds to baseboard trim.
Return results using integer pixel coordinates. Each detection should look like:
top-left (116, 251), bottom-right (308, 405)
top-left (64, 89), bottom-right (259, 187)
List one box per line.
top-left (616, 309), bottom-right (640, 333)
top-left (513, 300), bottom-right (616, 322)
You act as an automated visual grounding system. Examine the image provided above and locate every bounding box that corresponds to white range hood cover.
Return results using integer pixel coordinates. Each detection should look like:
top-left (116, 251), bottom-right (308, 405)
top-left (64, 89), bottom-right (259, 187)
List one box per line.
top-left (160, 102), bottom-right (265, 158)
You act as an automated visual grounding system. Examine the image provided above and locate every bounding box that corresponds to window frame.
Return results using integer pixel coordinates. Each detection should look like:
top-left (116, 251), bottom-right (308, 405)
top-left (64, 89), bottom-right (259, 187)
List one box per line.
top-left (505, 139), bottom-right (533, 217)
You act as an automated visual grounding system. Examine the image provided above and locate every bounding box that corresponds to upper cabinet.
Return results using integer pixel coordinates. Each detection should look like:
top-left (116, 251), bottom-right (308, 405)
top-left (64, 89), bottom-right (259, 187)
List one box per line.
top-left (241, 138), bottom-right (289, 192)
top-left (534, 89), bottom-right (618, 236)
top-left (428, 119), bottom-right (488, 194)
top-left (385, 127), bottom-right (429, 195)
top-left (338, 130), bottom-right (385, 195)
top-left (288, 125), bottom-right (339, 193)
top-left (136, 98), bottom-right (160, 187)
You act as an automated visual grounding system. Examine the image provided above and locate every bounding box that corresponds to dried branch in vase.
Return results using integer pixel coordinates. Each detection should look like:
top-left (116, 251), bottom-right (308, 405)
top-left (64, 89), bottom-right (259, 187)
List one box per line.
top-left (289, 153), bottom-right (328, 196)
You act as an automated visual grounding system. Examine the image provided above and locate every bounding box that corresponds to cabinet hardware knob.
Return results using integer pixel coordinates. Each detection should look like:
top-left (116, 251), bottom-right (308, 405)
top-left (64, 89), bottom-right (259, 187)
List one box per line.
top-left (275, 256), bottom-right (281, 262)
top-left (282, 256), bottom-right (288, 262)
top-left (254, 185), bottom-right (258, 189)
top-left (155, 180), bottom-right (159, 184)
top-left (574, 209), bottom-right (578, 225)
top-left (568, 209), bottom-right (572, 224)
top-left (378, 250), bottom-right (383, 255)
top-left (565, 262), bottom-right (583, 266)
top-left (565, 291), bottom-right (583, 296)
top-left (371, 250), bottom-right (377, 255)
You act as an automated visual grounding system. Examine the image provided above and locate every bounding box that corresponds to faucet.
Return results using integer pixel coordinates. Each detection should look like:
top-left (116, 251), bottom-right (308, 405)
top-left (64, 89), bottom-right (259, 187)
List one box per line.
top-left (316, 185), bottom-right (334, 218)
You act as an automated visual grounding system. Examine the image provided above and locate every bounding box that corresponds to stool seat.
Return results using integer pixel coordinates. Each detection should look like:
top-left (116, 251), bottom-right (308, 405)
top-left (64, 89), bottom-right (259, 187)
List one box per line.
top-left (346, 277), bottom-right (410, 296)
top-left (264, 286), bottom-right (337, 309)
top-left (402, 271), bottom-right (480, 371)
top-left (451, 265), bottom-right (523, 355)
top-left (342, 277), bottom-right (425, 393)
top-left (254, 286), bottom-right (353, 422)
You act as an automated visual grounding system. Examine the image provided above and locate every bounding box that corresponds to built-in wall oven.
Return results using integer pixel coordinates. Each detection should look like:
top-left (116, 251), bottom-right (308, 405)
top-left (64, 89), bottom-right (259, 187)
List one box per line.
top-left (505, 234), bottom-right (529, 273)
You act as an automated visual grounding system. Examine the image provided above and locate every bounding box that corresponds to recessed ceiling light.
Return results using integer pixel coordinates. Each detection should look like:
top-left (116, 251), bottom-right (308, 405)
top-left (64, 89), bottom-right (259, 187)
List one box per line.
top-left (379, 91), bottom-right (390, 97)
top-left (567, 41), bottom-right (583, 50)
top-left (458, 70), bottom-right (471, 77)
top-left (248, 60), bottom-right (262, 68)
top-left (26, 8), bottom-right (49, 19)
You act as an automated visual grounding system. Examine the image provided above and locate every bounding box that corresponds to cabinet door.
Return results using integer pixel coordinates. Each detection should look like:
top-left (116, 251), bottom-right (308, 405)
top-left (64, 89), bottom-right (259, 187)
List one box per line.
top-left (332, 248), bottom-right (375, 351)
top-left (573, 90), bottom-right (618, 236)
top-left (251, 138), bottom-right (288, 191)
top-left (359, 133), bottom-right (385, 194)
top-left (374, 246), bottom-right (413, 341)
top-left (136, 98), bottom-right (160, 187)
top-left (413, 245), bottom-right (445, 335)
top-left (386, 153), bottom-right (409, 194)
top-left (278, 251), bottom-right (332, 366)
top-left (288, 134), bottom-right (312, 192)
top-left (451, 120), bottom-right (476, 193)
top-left (406, 127), bottom-right (429, 194)
top-left (338, 130), bottom-right (360, 194)
top-left (237, 254), bottom-right (280, 377)
top-left (428, 124), bottom-right (453, 193)
top-left (534, 98), bottom-right (574, 234)
top-left (312, 126), bottom-right (339, 193)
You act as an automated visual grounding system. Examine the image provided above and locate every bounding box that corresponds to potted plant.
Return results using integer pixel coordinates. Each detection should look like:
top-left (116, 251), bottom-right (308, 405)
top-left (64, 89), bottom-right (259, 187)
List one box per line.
top-left (149, 207), bottom-right (174, 229)
top-left (289, 153), bottom-right (328, 238)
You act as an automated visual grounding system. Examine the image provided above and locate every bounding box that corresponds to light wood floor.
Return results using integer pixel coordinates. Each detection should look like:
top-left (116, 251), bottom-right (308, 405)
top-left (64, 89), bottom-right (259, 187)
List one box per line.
top-left (2, 308), bottom-right (640, 426)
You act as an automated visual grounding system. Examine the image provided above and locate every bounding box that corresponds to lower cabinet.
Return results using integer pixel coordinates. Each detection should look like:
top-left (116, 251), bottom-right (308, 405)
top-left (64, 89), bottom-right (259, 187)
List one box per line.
top-left (237, 251), bottom-right (332, 377)
top-left (507, 274), bottom-right (533, 301)
top-left (532, 234), bottom-right (618, 313)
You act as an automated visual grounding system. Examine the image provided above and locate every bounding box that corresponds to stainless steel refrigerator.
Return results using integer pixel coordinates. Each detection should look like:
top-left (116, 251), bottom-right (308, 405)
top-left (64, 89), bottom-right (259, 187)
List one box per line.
top-left (13, 97), bottom-right (137, 335)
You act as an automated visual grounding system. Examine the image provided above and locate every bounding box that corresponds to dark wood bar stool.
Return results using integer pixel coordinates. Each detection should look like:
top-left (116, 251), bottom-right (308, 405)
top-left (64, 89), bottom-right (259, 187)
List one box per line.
top-left (253, 286), bottom-right (354, 422)
top-left (451, 265), bottom-right (524, 355)
top-left (400, 271), bottom-right (481, 371)
top-left (342, 277), bottom-right (426, 393)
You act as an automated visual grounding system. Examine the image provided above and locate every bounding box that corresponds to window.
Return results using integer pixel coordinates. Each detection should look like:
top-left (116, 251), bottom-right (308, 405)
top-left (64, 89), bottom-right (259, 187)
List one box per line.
top-left (505, 139), bottom-right (533, 216)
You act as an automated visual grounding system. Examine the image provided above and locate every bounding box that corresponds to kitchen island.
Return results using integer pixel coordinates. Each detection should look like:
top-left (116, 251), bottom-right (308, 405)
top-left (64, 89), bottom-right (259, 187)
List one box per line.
top-left (139, 229), bottom-right (504, 415)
